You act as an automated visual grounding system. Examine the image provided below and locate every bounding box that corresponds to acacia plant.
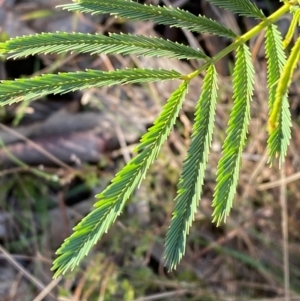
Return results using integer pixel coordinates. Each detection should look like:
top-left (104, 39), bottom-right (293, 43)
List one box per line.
top-left (0, 0), bottom-right (299, 277)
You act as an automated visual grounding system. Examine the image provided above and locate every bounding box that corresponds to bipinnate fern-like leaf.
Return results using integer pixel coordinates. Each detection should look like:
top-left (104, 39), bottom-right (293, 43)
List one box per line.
top-left (269, 34), bottom-right (300, 133)
top-left (51, 82), bottom-right (188, 277)
top-left (60, 0), bottom-right (237, 38)
top-left (0, 32), bottom-right (208, 61)
top-left (206, 0), bottom-right (265, 19)
top-left (212, 44), bottom-right (254, 225)
top-left (164, 65), bottom-right (218, 270)
top-left (0, 0), bottom-right (296, 278)
top-left (265, 25), bottom-right (291, 164)
top-left (0, 68), bottom-right (181, 105)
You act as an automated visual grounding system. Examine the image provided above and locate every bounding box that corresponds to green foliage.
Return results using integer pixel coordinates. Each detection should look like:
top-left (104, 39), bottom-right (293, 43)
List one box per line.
top-left (52, 82), bottom-right (188, 277)
top-left (266, 25), bottom-right (291, 164)
top-left (165, 64), bottom-right (218, 270)
top-left (206, 0), bottom-right (265, 19)
top-left (0, 32), bottom-right (208, 60)
top-left (212, 44), bottom-right (254, 225)
top-left (269, 34), bottom-right (300, 131)
top-left (0, 69), bottom-right (181, 105)
top-left (60, 0), bottom-right (237, 38)
top-left (0, 0), bottom-right (298, 277)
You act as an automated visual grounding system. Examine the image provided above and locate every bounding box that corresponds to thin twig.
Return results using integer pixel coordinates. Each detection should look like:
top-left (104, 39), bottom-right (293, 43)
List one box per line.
top-left (115, 123), bottom-right (131, 163)
top-left (0, 245), bottom-right (56, 299)
top-left (258, 169), bottom-right (300, 190)
top-left (32, 277), bottom-right (62, 301)
top-left (132, 289), bottom-right (187, 301)
top-left (280, 163), bottom-right (290, 301)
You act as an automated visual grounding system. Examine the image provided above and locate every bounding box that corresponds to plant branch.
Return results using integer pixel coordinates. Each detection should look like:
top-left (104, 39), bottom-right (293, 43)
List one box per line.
top-left (184, 2), bottom-right (291, 81)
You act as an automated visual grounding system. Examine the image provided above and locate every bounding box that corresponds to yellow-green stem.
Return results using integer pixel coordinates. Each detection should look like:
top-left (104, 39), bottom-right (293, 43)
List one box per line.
top-left (283, 8), bottom-right (300, 48)
top-left (181, 2), bottom-right (292, 81)
top-left (269, 35), bottom-right (300, 130)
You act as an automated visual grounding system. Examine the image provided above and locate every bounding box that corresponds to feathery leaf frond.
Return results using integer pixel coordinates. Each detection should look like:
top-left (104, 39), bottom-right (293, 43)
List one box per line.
top-left (206, 0), bottom-right (265, 19)
top-left (0, 0), bottom-right (294, 278)
top-left (266, 25), bottom-right (291, 164)
top-left (60, 0), bottom-right (237, 38)
top-left (0, 32), bottom-right (209, 60)
top-left (212, 44), bottom-right (254, 225)
top-left (0, 68), bottom-right (181, 105)
top-left (52, 81), bottom-right (188, 277)
top-left (269, 35), bottom-right (300, 131)
top-left (164, 65), bottom-right (218, 270)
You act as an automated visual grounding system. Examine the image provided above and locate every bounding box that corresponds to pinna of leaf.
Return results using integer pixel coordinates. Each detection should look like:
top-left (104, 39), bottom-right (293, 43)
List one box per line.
top-left (0, 0), bottom-right (297, 277)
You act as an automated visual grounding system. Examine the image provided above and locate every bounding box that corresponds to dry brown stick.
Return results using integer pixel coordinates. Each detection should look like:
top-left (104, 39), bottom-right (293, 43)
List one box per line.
top-left (242, 150), bottom-right (268, 199)
top-left (132, 290), bottom-right (187, 301)
top-left (32, 277), bottom-right (61, 301)
top-left (258, 170), bottom-right (300, 190)
top-left (280, 163), bottom-right (290, 301)
top-left (0, 245), bottom-right (57, 299)
top-left (115, 122), bottom-right (131, 163)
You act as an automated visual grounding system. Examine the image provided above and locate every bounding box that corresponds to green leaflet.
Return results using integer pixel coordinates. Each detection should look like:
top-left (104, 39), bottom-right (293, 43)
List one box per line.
top-left (52, 82), bottom-right (188, 277)
top-left (0, 68), bottom-right (181, 105)
top-left (207, 0), bottom-right (265, 19)
top-left (269, 35), bottom-right (300, 131)
top-left (212, 44), bottom-right (254, 225)
top-left (0, 32), bottom-right (208, 60)
top-left (60, 0), bottom-right (237, 38)
top-left (164, 65), bottom-right (218, 271)
top-left (266, 25), bottom-right (291, 165)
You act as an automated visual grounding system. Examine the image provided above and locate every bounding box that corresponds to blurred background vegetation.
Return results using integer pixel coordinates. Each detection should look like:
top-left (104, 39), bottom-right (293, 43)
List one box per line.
top-left (0, 0), bottom-right (300, 300)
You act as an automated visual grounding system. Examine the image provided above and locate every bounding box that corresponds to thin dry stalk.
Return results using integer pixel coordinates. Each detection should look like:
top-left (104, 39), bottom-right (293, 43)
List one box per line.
top-left (0, 245), bottom-right (56, 299)
top-left (32, 277), bottom-right (62, 301)
top-left (258, 169), bottom-right (300, 190)
top-left (280, 163), bottom-right (290, 301)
